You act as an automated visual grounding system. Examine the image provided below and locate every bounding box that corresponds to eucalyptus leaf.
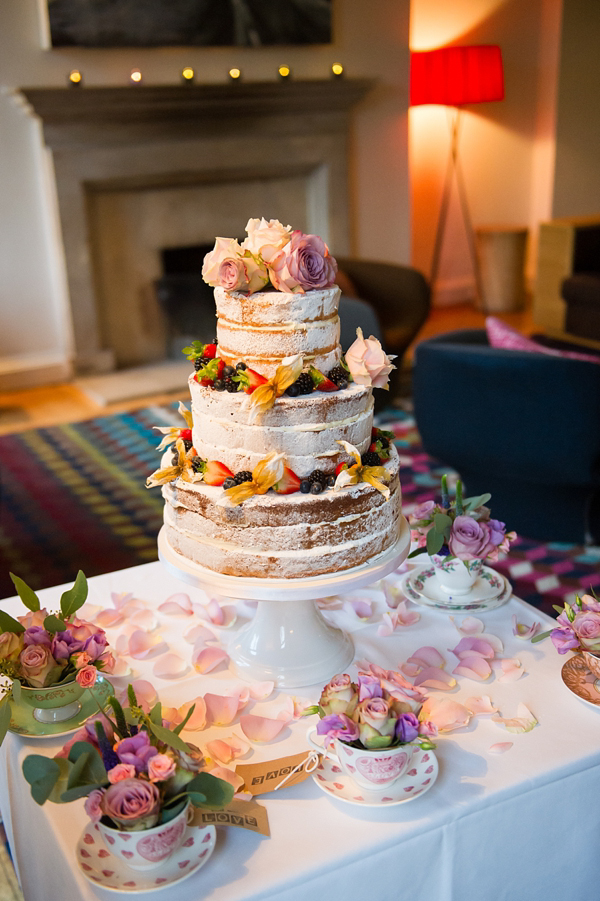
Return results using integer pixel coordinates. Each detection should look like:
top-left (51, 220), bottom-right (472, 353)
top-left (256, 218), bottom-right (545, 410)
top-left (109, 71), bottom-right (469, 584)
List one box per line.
top-left (0, 700), bottom-right (12, 748)
top-left (426, 529), bottom-right (444, 556)
top-left (67, 741), bottom-right (107, 788)
top-left (160, 799), bottom-right (188, 823)
top-left (43, 615), bottom-right (68, 633)
top-left (173, 703), bottom-right (195, 735)
top-left (59, 571), bottom-right (88, 619)
top-left (0, 611), bottom-right (25, 634)
top-left (185, 772), bottom-right (234, 810)
top-left (147, 720), bottom-right (191, 753)
top-left (433, 513), bottom-right (452, 531)
top-left (47, 757), bottom-right (72, 804)
top-left (463, 493), bottom-right (492, 512)
top-left (11, 679), bottom-right (21, 705)
top-left (22, 755), bottom-right (61, 805)
top-left (9, 573), bottom-right (40, 612)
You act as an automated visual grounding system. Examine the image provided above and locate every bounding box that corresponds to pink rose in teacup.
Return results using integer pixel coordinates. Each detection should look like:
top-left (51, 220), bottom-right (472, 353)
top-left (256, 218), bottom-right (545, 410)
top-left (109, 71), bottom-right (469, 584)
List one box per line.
top-left (573, 611), bottom-right (600, 652)
top-left (147, 754), bottom-right (177, 783)
top-left (345, 328), bottom-right (396, 389)
top-left (0, 631), bottom-right (24, 663)
top-left (19, 644), bottom-right (58, 688)
top-left (75, 664), bottom-right (98, 689)
top-left (107, 763), bottom-right (136, 784)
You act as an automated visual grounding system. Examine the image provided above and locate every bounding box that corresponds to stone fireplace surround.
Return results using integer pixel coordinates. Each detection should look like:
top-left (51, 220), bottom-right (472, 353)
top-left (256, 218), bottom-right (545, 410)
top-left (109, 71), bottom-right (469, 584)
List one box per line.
top-left (21, 80), bottom-right (372, 376)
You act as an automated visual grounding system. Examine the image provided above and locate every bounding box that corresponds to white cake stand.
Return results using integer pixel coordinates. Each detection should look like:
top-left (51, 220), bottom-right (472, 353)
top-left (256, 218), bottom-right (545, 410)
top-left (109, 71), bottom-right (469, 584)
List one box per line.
top-left (158, 516), bottom-right (410, 688)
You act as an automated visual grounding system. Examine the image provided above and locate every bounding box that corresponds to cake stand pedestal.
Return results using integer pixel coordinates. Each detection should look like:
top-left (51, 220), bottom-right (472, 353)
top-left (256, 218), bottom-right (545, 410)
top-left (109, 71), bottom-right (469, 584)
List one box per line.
top-left (158, 517), bottom-right (410, 688)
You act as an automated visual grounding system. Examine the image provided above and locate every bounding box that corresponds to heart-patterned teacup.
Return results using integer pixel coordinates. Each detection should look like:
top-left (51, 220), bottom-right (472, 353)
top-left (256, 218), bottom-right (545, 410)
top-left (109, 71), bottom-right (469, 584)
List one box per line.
top-left (98, 800), bottom-right (193, 870)
top-left (306, 726), bottom-right (415, 791)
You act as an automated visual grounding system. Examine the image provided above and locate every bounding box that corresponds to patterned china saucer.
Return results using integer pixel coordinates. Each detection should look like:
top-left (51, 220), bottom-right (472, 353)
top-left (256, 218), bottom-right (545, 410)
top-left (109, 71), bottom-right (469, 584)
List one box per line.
top-left (400, 565), bottom-right (511, 612)
top-left (76, 821), bottom-right (216, 894)
top-left (311, 746), bottom-right (438, 808)
top-left (8, 675), bottom-right (113, 739)
top-left (561, 655), bottom-right (600, 708)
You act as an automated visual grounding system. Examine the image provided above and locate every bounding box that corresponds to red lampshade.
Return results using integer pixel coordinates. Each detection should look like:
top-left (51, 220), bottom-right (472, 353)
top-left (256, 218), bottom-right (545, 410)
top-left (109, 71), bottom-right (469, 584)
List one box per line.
top-left (410, 45), bottom-right (504, 107)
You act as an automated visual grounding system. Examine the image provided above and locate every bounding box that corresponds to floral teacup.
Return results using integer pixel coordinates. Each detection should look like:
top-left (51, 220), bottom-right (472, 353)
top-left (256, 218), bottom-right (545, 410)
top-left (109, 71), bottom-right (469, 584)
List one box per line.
top-left (307, 726), bottom-right (414, 791)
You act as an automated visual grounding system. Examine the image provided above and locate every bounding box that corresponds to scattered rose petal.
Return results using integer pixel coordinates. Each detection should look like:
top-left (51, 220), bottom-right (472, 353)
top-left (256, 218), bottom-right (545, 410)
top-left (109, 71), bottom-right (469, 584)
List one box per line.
top-left (512, 615), bottom-right (541, 640)
top-left (101, 655), bottom-right (132, 678)
top-left (382, 580), bottom-right (402, 608)
top-left (184, 625), bottom-right (216, 644)
top-left (161, 706), bottom-right (182, 728)
top-left (128, 630), bottom-right (167, 659)
top-left (111, 592), bottom-right (134, 610)
top-left (395, 601), bottom-right (420, 626)
top-left (377, 612), bottom-right (399, 637)
top-left (479, 632), bottom-right (504, 654)
top-left (120, 599), bottom-right (148, 618)
top-left (400, 663), bottom-right (422, 678)
top-left (413, 667), bottom-right (457, 690)
top-left (291, 697), bottom-right (314, 718)
top-left (343, 599), bottom-right (373, 620)
top-left (453, 656), bottom-right (493, 681)
top-left (419, 696), bottom-right (472, 733)
top-left (129, 609), bottom-right (158, 632)
top-left (115, 634), bottom-right (129, 655)
top-left (239, 714), bottom-right (287, 742)
top-left (489, 742), bottom-right (513, 754)
top-left (408, 647), bottom-right (446, 669)
top-left (131, 680), bottom-right (158, 707)
top-left (79, 603), bottom-right (102, 620)
top-left (493, 658), bottom-right (525, 683)
top-left (94, 608), bottom-right (125, 629)
top-left (451, 637), bottom-right (496, 660)
top-left (451, 615), bottom-right (484, 635)
top-left (274, 696), bottom-right (295, 722)
top-left (177, 697), bottom-right (207, 731)
top-left (208, 766), bottom-right (244, 792)
top-left (153, 653), bottom-right (188, 679)
top-left (492, 703), bottom-right (537, 733)
top-left (465, 695), bottom-right (498, 715)
top-left (248, 681), bottom-right (275, 701)
top-left (158, 593), bottom-right (194, 616)
top-left (193, 647), bottom-right (229, 674)
top-left (195, 599), bottom-right (237, 628)
top-left (234, 687), bottom-right (250, 710)
top-left (206, 739), bottom-right (236, 764)
top-left (204, 693), bottom-right (239, 726)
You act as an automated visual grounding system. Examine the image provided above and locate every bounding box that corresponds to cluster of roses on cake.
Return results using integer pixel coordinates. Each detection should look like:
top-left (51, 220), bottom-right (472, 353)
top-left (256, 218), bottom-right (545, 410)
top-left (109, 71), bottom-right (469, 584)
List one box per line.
top-left (0, 609), bottom-right (111, 690)
top-left (307, 672), bottom-right (436, 751)
top-left (202, 217), bottom-right (338, 294)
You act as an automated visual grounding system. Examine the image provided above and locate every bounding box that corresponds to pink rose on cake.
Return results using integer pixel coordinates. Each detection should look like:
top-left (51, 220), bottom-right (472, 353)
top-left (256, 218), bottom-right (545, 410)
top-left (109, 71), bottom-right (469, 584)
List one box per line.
top-left (241, 217), bottom-right (292, 256)
top-left (202, 237), bottom-right (243, 286)
top-left (345, 328), bottom-right (396, 389)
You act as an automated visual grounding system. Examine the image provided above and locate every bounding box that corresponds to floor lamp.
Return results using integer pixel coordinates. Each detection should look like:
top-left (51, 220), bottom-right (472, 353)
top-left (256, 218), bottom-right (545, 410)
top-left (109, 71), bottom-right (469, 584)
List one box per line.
top-left (410, 45), bottom-right (504, 310)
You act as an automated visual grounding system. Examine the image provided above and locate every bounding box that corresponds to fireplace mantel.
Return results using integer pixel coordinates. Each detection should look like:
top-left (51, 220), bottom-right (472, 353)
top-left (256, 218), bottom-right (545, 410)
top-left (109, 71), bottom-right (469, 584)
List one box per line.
top-left (19, 79), bottom-right (374, 375)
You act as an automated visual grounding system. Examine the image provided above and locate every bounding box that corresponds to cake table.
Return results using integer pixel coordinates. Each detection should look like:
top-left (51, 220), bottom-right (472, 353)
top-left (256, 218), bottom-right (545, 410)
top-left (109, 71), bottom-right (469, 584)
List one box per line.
top-left (158, 515), bottom-right (410, 687)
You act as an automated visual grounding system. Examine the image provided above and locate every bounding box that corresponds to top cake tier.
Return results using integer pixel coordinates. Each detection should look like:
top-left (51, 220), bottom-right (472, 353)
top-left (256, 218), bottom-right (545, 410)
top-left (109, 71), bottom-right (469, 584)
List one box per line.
top-left (214, 285), bottom-right (342, 378)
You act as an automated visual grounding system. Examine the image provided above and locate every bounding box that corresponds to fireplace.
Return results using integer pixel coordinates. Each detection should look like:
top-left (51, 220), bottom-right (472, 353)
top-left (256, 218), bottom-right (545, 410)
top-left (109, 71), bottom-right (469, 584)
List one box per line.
top-left (20, 80), bottom-right (373, 376)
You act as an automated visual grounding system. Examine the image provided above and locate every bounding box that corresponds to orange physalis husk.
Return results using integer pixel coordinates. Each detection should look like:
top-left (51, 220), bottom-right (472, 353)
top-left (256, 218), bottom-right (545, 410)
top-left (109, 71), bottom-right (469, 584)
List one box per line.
top-left (246, 354), bottom-right (303, 420)
top-left (153, 402), bottom-right (194, 451)
top-left (333, 440), bottom-right (391, 500)
top-left (223, 452), bottom-right (285, 506)
top-left (146, 438), bottom-right (202, 488)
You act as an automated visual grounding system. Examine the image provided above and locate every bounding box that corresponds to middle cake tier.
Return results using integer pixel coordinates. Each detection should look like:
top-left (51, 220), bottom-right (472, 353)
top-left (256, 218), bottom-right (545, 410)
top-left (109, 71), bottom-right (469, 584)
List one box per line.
top-left (190, 375), bottom-right (374, 479)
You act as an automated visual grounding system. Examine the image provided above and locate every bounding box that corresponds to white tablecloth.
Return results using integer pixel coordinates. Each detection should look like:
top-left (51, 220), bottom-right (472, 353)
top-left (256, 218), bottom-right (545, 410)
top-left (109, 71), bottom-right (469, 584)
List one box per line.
top-left (1, 561), bottom-right (599, 901)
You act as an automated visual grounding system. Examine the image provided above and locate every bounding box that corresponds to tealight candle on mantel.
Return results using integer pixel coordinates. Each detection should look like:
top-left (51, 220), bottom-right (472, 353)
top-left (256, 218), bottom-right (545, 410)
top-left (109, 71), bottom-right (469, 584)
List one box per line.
top-left (278, 65), bottom-right (291, 80)
top-left (228, 67), bottom-right (242, 81)
top-left (130, 68), bottom-right (142, 84)
top-left (68, 69), bottom-right (83, 87)
top-left (181, 66), bottom-right (195, 84)
top-left (331, 62), bottom-right (344, 78)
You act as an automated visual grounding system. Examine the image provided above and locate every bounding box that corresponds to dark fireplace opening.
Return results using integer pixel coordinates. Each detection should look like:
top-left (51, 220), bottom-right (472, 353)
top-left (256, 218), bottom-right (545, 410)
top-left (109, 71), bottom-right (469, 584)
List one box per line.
top-left (155, 244), bottom-right (218, 358)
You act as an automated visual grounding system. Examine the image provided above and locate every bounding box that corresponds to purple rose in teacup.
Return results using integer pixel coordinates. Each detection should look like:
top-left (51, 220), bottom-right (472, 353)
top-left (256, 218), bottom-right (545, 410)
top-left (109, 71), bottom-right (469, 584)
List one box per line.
top-left (115, 732), bottom-right (158, 773)
top-left (102, 778), bottom-right (161, 831)
top-left (447, 516), bottom-right (494, 561)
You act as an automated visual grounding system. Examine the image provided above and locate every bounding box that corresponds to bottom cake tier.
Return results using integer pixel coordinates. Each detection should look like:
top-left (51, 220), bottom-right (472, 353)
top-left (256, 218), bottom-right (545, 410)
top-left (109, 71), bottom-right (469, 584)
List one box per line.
top-left (161, 448), bottom-right (402, 579)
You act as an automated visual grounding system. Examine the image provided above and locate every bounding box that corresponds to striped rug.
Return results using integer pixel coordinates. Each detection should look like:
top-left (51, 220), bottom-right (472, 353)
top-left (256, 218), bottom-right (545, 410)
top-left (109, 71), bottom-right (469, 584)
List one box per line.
top-left (0, 404), bottom-right (598, 616)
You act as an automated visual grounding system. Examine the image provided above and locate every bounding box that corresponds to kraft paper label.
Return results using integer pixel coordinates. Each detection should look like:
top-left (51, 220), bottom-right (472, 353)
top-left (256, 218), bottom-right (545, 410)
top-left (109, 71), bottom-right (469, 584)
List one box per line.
top-left (193, 798), bottom-right (270, 837)
top-left (236, 751), bottom-right (314, 796)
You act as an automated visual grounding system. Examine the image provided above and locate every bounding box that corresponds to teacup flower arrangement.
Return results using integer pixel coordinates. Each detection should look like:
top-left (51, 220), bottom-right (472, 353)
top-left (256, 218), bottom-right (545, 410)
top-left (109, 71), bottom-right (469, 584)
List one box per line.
top-left (0, 572), bottom-right (112, 743)
top-left (407, 475), bottom-right (516, 595)
top-left (22, 685), bottom-right (234, 869)
top-left (533, 591), bottom-right (600, 677)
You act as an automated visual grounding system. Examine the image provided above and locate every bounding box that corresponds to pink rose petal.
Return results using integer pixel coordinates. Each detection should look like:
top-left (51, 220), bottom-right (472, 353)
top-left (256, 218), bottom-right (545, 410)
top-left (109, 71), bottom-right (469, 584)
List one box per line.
top-left (161, 706), bottom-right (182, 728)
top-left (479, 632), bottom-right (504, 654)
top-left (451, 637), bottom-right (496, 660)
top-left (419, 696), bottom-right (472, 732)
top-left (128, 630), bottom-right (167, 659)
top-left (343, 598), bottom-right (373, 619)
top-left (248, 681), bottom-right (275, 701)
top-left (115, 634), bottom-right (129, 655)
top-left (511, 615), bottom-right (541, 640)
top-left (111, 592), bottom-right (133, 610)
top-left (453, 655), bottom-right (493, 681)
top-left (193, 646), bottom-right (229, 674)
top-left (120, 599), bottom-right (147, 618)
top-left (465, 695), bottom-right (498, 715)
top-left (184, 625), bottom-right (216, 644)
top-left (130, 680), bottom-right (158, 707)
top-left (395, 600), bottom-right (420, 626)
top-left (382, 580), bottom-right (402, 608)
top-left (240, 714), bottom-right (287, 743)
top-left (400, 663), bottom-right (422, 677)
top-left (413, 666), bottom-right (457, 690)
top-left (95, 609), bottom-right (125, 628)
top-left (493, 658), bottom-right (525, 683)
top-left (234, 687), bottom-right (250, 710)
top-left (204, 693), bottom-right (239, 726)
top-left (407, 647), bottom-right (446, 669)
top-left (451, 615), bottom-right (484, 635)
top-left (489, 742), bottom-right (513, 754)
top-left (129, 609), bottom-right (158, 632)
top-left (206, 739), bottom-right (236, 764)
top-left (492, 703), bottom-right (537, 733)
top-left (153, 653), bottom-right (188, 679)
top-left (101, 654), bottom-right (131, 678)
top-left (208, 766), bottom-right (244, 791)
top-left (158, 593), bottom-right (193, 615)
top-left (177, 697), bottom-right (207, 731)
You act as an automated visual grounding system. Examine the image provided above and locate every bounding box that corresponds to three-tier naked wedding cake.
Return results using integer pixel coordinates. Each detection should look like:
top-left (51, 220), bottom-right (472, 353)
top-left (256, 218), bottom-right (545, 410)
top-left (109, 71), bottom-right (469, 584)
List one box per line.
top-left (148, 219), bottom-right (402, 580)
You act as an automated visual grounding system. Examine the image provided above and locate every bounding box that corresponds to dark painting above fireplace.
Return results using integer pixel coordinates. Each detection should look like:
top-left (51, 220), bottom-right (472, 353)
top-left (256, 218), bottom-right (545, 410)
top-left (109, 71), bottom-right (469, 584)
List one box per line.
top-left (46, 0), bottom-right (332, 48)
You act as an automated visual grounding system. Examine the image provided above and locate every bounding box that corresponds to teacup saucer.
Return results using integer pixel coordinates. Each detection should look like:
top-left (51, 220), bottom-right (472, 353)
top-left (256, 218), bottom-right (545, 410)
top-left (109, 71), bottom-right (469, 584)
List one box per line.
top-left (8, 675), bottom-right (113, 739)
top-left (76, 821), bottom-right (216, 893)
top-left (311, 747), bottom-right (438, 807)
top-left (561, 655), bottom-right (600, 708)
top-left (400, 565), bottom-right (511, 612)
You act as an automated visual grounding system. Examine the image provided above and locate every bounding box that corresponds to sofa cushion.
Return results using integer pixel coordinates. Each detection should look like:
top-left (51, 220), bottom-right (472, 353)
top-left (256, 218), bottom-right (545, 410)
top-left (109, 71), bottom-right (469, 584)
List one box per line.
top-left (485, 316), bottom-right (600, 364)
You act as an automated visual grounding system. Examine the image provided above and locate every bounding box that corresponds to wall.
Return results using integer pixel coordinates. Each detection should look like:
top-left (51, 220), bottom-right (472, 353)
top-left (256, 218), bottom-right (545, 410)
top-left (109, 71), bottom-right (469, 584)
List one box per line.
top-left (409, 0), bottom-right (562, 303)
top-left (552, 0), bottom-right (600, 218)
top-left (0, 0), bottom-right (411, 386)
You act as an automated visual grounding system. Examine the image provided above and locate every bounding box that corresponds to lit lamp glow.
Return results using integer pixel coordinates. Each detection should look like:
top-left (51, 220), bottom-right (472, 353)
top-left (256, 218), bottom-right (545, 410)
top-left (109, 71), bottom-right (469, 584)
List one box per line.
top-left (409, 44), bottom-right (504, 309)
top-left (68, 69), bottom-right (82, 87)
top-left (278, 65), bottom-right (291, 80)
top-left (229, 67), bottom-right (241, 80)
top-left (331, 63), bottom-right (344, 78)
top-left (130, 68), bottom-right (142, 84)
top-left (181, 66), bottom-right (195, 83)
